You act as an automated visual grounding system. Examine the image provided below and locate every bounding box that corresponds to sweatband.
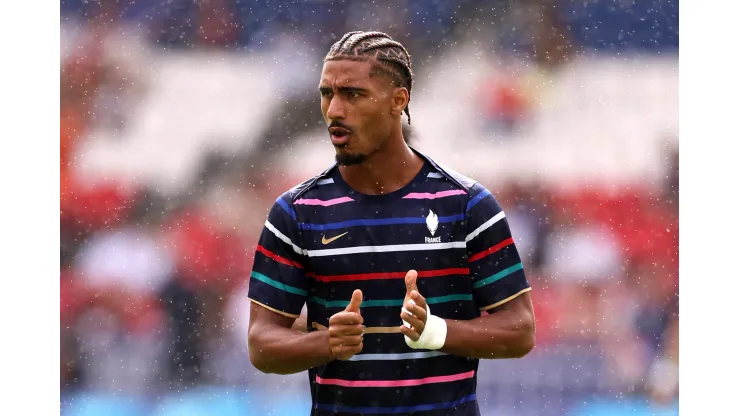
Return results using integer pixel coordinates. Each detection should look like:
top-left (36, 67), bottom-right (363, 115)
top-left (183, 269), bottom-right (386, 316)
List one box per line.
top-left (403, 303), bottom-right (447, 350)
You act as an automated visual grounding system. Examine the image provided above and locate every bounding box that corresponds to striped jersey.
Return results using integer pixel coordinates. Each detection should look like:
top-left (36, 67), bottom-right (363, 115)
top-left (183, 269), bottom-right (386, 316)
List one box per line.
top-left (248, 150), bottom-right (531, 415)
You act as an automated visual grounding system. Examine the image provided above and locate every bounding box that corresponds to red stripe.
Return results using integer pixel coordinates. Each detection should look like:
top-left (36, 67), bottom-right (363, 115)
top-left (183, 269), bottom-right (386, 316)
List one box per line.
top-left (315, 370), bottom-right (475, 388)
top-left (468, 238), bottom-right (514, 263)
top-left (308, 267), bottom-right (469, 283)
top-left (256, 245), bottom-right (303, 269)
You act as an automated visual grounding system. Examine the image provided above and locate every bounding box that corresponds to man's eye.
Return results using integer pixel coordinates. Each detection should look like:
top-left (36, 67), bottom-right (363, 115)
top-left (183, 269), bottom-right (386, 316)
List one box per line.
top-left (320, 91), bottom-right (332, 97)
top-left (349, 92), bottom-right (360, 98)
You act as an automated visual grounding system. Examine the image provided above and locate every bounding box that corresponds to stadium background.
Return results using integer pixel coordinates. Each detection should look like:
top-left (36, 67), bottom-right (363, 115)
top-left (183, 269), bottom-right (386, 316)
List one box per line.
top-left (59, 1), bottom-right (679, 415)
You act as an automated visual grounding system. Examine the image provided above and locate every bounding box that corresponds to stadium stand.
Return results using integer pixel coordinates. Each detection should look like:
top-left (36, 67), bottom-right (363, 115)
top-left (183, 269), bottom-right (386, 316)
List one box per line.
top-left (60, 1), bottom-right (679, 415)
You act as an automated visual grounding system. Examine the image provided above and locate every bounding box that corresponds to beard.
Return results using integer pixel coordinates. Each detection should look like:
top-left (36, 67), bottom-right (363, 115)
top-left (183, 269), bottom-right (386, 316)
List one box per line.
top-left (333, 133), bottom-right (387, 166)
top-left (335, 150), bottom-right (368, 166)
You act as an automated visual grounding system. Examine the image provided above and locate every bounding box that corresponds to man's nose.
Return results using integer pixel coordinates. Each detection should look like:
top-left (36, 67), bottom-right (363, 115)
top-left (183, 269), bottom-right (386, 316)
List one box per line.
top-left (326, 95), bottom-right (345, 120)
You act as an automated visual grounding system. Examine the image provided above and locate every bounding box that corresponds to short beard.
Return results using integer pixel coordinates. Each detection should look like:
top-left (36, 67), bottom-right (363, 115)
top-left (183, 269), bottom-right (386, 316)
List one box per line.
top-left (335, 151), bottom-right (368, 166)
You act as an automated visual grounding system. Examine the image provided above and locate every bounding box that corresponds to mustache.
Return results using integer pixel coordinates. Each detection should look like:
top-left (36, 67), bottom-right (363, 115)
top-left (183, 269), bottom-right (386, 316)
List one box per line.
top-left (328, 121), bottom-right (352, 131)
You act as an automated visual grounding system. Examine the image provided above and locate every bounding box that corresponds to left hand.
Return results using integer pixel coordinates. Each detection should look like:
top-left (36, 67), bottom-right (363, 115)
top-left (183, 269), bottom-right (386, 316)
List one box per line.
top-left (399, 269), bottom-right (428, 341)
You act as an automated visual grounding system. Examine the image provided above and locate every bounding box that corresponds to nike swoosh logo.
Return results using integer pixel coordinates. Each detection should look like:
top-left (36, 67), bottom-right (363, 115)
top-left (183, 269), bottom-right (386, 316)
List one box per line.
top-left (321, 232), bottom-right (348, 245)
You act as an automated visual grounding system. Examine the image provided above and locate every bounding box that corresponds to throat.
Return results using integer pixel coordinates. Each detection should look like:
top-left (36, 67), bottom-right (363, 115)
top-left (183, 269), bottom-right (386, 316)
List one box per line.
top-left (339, 149), bottom-right (424, 196)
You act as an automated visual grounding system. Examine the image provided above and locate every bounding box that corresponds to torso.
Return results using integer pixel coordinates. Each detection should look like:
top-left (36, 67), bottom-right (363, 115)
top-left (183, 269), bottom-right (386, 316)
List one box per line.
top-left (293, 161), bottom-right (483, 415)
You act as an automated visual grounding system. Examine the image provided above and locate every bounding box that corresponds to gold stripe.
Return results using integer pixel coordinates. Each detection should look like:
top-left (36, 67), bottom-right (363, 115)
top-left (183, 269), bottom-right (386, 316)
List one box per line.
top-left (479, 287), bottom-right (532, 311)
top-left (365, 326), bottom-right (401, 334)
top-left (248, 298), bottom-right (300, 318)
top-left (310, 322), bottom-right (401, 334)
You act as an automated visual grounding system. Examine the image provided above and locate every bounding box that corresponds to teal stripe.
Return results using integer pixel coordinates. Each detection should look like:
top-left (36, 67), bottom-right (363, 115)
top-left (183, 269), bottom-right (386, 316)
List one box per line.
top-left (309, 297), bottom-right (344, 307)
top-left (250, 271), bottom-right (307, 296)
top-left (309, 293), bottom-right (473, 308)
top-left (427, 294), bottom-right (474, 304)
top-left (473, 263), bottom-right (524, 289)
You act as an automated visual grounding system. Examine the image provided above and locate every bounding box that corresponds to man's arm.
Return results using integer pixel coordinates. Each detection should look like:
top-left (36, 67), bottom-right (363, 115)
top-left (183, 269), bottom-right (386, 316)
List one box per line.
top-left (440, 292), bottom-right (534, 359)
top-left (249, 290), bottom-right (366, 374)
top-left (401, 272), bottom-right (534, 359)
top-left (247, 194), bottom-right (366, 374)
top-left (401, 183), bottom-right (535, 359)
top-left (248, 302), bottom-right (333, 374)
top-left (247, 193), bottom-right (330, 374)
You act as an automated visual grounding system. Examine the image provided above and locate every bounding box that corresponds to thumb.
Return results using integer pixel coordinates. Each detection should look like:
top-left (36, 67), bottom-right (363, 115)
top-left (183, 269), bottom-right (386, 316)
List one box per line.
top-left (404, 270), bottom-right (418, 293)
top-left (345, 289), bottom-right (363, 312)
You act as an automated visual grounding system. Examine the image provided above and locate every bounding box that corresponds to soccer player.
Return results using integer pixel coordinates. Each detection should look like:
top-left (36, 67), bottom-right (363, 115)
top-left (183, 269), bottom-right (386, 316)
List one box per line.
top-left (247, 31), bottom-right (535, 415)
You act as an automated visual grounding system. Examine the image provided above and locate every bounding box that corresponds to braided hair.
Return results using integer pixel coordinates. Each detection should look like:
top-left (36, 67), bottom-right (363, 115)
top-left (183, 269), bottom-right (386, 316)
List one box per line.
top-left (325, 31), bottom-right (414, 125)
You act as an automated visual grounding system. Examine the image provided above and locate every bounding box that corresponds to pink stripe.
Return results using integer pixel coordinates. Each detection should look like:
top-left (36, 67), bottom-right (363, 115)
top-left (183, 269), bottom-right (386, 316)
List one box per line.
top-left (294, 196), bottom-right (354, 207)
top-left (402, 189), bottom-right (467, 200)
top-left (315, 370), bottom-right (475, 388)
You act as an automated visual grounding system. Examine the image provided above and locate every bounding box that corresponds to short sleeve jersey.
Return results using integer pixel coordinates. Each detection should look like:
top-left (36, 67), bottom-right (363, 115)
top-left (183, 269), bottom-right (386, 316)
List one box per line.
top-left (248, 150), bottom-right (531, 415)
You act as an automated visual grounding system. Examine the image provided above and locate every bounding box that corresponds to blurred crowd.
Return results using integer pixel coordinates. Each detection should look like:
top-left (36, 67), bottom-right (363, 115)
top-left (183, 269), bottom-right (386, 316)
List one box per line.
top-left (60, 0), bottom-right (678, 51)
top-left (60, 1), bottom-right (679, 415)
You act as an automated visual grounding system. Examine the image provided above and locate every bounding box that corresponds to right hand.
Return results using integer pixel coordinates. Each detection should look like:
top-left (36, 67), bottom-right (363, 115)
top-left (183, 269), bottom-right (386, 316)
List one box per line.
top-left (328, 289), bottom-right (364, 360)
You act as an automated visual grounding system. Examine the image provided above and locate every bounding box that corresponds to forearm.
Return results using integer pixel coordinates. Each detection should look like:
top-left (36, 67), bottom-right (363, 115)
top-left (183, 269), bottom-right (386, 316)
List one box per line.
top-left (439, 310), bottom-right (535, 359)
top-left (249, 325), bottom-right (333, 374)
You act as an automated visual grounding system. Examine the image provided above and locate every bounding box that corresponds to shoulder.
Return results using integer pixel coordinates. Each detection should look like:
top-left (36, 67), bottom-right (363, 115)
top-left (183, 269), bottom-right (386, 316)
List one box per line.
top-left (420, 153), bottom-right (477, 192)
top-left (417, 150), bottom-right (504, 214)
top-left (418, 150), bottom-right (493, 198)
top-left (275, 163), bottom-right (337, 209)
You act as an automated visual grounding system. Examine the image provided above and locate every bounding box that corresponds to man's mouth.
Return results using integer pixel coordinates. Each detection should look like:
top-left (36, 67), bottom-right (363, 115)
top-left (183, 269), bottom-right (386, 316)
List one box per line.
top-left (329, 127), bottom-right (352, 146)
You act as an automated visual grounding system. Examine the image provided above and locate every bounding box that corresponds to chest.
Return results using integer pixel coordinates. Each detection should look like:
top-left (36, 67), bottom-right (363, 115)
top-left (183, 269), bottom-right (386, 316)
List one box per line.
top-left (298, 199), bottom-right (473, 311)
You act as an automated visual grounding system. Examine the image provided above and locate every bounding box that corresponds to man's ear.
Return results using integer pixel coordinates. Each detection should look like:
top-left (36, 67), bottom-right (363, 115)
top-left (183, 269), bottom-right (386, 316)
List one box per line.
top-left (391, 87), bottom-right (409, 116)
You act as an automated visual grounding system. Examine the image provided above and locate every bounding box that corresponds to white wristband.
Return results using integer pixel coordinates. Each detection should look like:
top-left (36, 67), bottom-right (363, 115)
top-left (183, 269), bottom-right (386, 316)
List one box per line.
top-left (403, 304), bottom-right (447, 350)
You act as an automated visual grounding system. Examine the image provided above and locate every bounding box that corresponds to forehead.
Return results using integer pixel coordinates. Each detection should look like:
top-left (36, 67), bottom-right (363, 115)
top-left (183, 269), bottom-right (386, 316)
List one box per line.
top-left (319, 59), bottom-right (374, 87)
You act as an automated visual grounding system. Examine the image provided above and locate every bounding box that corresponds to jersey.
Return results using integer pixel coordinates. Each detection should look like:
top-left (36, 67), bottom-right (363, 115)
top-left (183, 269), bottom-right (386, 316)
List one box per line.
top-left (247, 150), bottom-right (531, 415)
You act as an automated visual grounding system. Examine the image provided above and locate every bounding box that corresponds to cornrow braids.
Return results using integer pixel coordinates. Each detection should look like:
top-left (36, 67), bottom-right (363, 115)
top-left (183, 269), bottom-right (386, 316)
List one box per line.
top-left (325, 31), bottom-right (414, 125)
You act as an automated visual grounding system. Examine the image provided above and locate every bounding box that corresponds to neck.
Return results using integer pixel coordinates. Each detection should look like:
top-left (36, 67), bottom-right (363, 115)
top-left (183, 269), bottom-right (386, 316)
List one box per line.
top-left (339, 134), bottom-right (423, 195)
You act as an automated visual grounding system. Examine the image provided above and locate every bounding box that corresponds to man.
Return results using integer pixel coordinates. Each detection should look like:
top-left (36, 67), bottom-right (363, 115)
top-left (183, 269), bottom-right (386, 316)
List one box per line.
top-left (247, 31), bottom-right (535, 415)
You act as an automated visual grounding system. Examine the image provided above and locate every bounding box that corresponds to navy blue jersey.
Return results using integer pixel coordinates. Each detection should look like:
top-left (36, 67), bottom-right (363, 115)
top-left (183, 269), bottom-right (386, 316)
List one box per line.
top-left (248, 150), bottom-right (531, 415)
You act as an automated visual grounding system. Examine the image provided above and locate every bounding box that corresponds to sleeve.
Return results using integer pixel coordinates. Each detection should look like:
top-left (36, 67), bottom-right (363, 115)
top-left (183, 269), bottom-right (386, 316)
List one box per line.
top-left (465, 183), bottom-right (531, 312)
top-left (247, 194), bottom-right (309, 318)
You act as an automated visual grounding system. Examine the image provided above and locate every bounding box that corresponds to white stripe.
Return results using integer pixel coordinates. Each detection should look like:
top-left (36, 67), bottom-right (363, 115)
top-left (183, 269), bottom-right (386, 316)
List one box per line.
top-left (427, 172), bottom-right (444, 178)
top-left (264, 220), bottom-right (307, 256)
top-left (306, 241), bottom-right (466, 257)
top-left (465, 211), bottom-right (506, 243)
top-left (316, 178), bottom-right (334, 185)
top-left (348, 351), bottom-right (447, 362)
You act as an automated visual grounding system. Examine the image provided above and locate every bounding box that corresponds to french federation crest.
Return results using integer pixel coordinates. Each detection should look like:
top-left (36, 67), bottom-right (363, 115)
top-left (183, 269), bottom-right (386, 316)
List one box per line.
top-left (426, 210), bottom-right (439, 236)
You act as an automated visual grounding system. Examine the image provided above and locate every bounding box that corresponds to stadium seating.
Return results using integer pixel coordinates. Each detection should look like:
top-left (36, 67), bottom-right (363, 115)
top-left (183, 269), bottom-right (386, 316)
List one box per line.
top-left (73, 48), bottom-right (677, 196)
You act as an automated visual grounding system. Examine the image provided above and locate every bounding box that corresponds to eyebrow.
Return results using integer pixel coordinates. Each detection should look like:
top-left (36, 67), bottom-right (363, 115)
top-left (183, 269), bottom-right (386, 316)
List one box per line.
top-left (318, 86), bottom-right (369, 94)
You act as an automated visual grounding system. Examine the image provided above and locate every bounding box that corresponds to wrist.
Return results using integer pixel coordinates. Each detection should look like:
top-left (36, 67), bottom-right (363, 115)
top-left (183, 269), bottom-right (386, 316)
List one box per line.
top-left (405, 304), bottom-right (448, 350)
top-left (321, 330), bottom-right (336, 361)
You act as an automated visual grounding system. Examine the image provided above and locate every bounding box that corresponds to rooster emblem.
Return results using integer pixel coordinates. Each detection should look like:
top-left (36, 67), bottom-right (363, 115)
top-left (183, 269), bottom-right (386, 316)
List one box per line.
top-left (426, 210), bottom-right (439, 236)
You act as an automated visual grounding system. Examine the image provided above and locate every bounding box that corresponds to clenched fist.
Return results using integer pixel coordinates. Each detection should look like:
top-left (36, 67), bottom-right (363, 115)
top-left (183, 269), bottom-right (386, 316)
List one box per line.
top-left (328, 289), bottom-right (365, 360)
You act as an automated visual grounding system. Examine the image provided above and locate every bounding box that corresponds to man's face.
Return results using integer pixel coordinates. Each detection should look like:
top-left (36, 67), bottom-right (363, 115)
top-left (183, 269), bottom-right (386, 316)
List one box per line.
top-left (319, 59), bottom-right (397, 166)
